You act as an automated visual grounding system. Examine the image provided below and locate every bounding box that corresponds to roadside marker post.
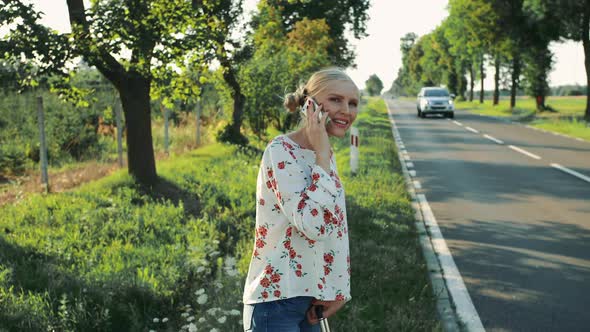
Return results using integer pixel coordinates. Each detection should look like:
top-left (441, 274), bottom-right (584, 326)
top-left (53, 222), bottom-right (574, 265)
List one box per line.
top-left (36, 96), bottom-right (49, 193)
top-left (350, 126), bottom-right (359, 174)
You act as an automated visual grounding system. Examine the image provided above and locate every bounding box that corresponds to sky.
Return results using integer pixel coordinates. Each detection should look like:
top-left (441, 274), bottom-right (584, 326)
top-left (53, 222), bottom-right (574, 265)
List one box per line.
top-left (29, 0), bottom-right (587, 90)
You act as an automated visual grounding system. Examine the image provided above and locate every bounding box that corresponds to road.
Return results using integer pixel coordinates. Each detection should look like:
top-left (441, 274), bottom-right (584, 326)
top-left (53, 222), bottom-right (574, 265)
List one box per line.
top-left (386, 99), bottom-right (590, 332)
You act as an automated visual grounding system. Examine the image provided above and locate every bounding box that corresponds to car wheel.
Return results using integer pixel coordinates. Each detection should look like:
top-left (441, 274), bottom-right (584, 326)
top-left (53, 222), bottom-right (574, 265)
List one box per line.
top-left (448, 112), bottom-right (454, 119)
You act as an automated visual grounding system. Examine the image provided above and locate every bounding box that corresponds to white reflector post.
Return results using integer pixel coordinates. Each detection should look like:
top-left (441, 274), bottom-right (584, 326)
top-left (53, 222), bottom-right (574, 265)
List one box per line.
top-left (350, 126), bottom-right (359, 174)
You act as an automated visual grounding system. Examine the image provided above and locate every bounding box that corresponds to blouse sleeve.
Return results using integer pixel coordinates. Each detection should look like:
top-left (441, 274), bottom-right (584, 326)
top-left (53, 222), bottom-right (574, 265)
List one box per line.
top-left (262, 143), bottom-right (339, 241)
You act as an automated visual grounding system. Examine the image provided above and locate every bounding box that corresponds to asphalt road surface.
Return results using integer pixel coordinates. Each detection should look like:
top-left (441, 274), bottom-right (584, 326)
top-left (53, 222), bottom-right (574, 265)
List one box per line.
top-left (386, 99), bottom-right (590, 332)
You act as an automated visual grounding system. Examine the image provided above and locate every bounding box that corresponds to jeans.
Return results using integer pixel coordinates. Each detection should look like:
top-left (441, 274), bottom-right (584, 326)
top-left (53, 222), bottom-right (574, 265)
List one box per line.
top-left (243, 296), bottom-right (321, 332)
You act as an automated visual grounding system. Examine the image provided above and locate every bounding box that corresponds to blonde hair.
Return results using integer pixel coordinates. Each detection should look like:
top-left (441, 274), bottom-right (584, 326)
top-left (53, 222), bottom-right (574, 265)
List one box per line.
top-left (284, 67), bottom-right (357, 113)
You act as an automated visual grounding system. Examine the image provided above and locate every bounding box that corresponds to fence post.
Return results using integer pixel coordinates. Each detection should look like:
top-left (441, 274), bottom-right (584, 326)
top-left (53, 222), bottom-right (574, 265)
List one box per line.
top-left (350, 126), bottom-right (359, 175)
top-left (164, 102), bottom-right (170, 155)
top-left (115, 99), bottom-right (124, 167)
top-left (36, 96), bottom-right (49, 193)
top-left (195, 98), bottom-right (201, 146)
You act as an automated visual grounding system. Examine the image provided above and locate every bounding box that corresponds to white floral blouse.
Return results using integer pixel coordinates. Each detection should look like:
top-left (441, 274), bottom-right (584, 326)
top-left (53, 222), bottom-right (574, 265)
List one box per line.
top-left (243, 135), bottom-right (351, 305)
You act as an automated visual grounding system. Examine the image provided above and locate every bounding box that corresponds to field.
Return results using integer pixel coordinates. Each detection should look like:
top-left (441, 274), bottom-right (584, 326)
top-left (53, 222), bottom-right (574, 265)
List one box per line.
top-left (455, 96), bottom-right (590, 141)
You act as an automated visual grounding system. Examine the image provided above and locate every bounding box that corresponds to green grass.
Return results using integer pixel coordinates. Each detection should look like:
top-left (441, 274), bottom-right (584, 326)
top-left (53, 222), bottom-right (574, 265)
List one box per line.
top-left (0, 97), bottom-right (441, 331)
top-left (455, 96), bottom-right (590, 141)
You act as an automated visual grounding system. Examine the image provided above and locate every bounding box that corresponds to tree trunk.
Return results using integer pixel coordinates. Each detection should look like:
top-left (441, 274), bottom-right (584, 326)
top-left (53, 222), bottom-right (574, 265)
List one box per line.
top-left (219, 56), bottom-right (247, 144)
top-left (67, 0), bottom-right (158, 185)
top-left (583, 11), bottom-right (590, 121)
top-left (118, 73), bottom-right (157, 184)
top-left (493, 56), bottom-right (500, 105)
top-left (479, 54), bottom-right (485, 104)
top-left (510, 55), bottom-right (520, 109)
top-left (469, 64), bottom-right (475, 102)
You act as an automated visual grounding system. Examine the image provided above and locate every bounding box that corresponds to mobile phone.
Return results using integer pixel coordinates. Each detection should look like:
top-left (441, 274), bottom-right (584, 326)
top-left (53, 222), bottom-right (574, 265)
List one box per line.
top-left (300, 98), bottom-right (330, 126)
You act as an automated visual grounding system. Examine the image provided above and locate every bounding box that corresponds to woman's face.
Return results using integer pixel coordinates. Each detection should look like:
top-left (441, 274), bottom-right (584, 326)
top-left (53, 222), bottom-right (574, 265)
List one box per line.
top-left (314, 80), bottom-right (360, 138)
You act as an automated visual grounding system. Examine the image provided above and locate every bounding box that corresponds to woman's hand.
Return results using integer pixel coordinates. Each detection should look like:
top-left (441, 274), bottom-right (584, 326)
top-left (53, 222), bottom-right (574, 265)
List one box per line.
top-left (306, 299), bottom-right (346, 325)
top-left (304, 99), bottom-right (331, 172)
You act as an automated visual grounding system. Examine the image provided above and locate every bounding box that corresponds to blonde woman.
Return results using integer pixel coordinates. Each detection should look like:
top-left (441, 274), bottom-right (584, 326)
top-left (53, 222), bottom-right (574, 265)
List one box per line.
top-left (243, 68), bottom-right (359, 331)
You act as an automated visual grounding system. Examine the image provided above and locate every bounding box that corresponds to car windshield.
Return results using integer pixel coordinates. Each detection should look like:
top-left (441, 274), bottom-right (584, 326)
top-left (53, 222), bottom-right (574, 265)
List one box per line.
top-left (424, 89), bottom-right (449, 97)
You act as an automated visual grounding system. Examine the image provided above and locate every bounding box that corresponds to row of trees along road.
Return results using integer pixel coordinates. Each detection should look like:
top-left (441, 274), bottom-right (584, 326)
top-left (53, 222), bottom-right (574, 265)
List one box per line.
top-left (390, 0), bottom-right (590, 120)
top-left (0, 0), bottom-right (370, 185)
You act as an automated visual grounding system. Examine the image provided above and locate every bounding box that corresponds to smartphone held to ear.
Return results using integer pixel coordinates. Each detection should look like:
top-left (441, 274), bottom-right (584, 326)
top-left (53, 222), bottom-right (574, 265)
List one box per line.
top-left (300, 98), bottom-right (330, 126)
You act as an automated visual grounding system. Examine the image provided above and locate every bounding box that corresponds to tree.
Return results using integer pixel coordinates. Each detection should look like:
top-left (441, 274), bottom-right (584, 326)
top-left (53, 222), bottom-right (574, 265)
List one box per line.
top-left (524, 0), bottom-right (590, 118)
top-left (1, 0), bottom-right (233, 185)
top-left (240, 4), bottom-right (332, 135)
top-left (365, 74), bottom-right (384, 96)
top-left (447, 0), bottom-right (497, 103)
top-left (390, 33), bottom-right (418, 96)
top-left (262, 0), bottom-right (370, 67)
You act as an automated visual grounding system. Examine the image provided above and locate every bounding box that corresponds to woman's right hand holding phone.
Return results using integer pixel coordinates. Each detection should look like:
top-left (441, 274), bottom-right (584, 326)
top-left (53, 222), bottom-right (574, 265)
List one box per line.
top-left (304, 99), bottom-right (331, 172)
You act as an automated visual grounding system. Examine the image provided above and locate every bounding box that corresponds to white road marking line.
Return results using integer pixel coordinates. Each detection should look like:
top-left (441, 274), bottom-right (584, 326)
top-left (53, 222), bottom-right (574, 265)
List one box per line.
top-left (406, 162), bottom-right (414, 168)
top-left (465, 126), bottom-right (479, 134)
top-left (508, 145), bottom-right (541, 160)
top-left (409, 170), bottom-right (416, 177)
top-left (413, 180), bottom-right (421, 189)
top-left (551, 163), bottom-right (590, 184)
top-left (453, 121), bottom-right (463, 126)
top-left (417, 194), bottom-right (485, 332)
top-left (483, 134), bottom-right (504, 145)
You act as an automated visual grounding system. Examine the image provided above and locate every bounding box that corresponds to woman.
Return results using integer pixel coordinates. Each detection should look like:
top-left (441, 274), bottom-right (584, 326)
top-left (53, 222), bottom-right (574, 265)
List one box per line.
top-left (243, 68), bottom-right (359, 331)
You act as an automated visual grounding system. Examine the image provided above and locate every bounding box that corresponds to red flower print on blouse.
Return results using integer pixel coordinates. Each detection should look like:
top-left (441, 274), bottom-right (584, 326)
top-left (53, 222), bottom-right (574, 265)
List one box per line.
top-left (283, 240), bottom-right (291, 249)
top-left (297, 199), bottom-right (306, 210)
top-left (324, 253), bottom-right (334, 264)
top-left (259, 198), bottom-right (265, 206)
top-left (311, 209), bottom-right (318, 216)
top-left (258, 226), bottom-right (268, 237)
top-left (336, 294), bottom-right (345, 301)
top-left (260, 277), bottom-right (271, 288)
top-left (262, 291), bottom-right (269, 299)
top-left (267, 169), bottom-right (273, 178)
top-left (265, 265), bottom-right (273, 275)
top-left (312, 172), bottom-right (320, 182)
top-left (317, 284), bottom-right (323, 290)
top-left (274, 290), bottom-right (281, 298)
top-left (266, 180), bottom-right (272, 189)
top-left (278, 161), bottom-right (286, 169)
top-left (256, 239), bottom-right (265, 248)
top-left (297, 264), bottom-right (302, 270)
top-left (309, 183), bottom-right (317, 192)
top-left (271, 273), bottom-right (281, 283)
top-left (324, 266), bottom-right (331, 276)
top-left (296, 270), bottom-right (303, 277)
top-left (289, 249), bottom-right (296, 259)
top-left (324, 210), bottom-right (332, 224)
top-left (286, 227), bottom-right (292, 237)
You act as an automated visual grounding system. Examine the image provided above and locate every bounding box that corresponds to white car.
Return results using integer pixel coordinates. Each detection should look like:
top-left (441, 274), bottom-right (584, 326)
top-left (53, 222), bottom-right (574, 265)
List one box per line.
top-left (417, 87), bottom-right (455, 118)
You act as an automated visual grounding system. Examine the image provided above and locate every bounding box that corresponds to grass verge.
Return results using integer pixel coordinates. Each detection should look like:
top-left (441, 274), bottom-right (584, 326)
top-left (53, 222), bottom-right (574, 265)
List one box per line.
top-left (455, 97), bottom-right (590, 141)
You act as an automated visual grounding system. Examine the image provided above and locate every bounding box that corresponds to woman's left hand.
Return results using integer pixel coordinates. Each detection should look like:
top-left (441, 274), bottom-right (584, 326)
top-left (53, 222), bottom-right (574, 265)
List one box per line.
top-left (306, 299), bottom-right (346, 324)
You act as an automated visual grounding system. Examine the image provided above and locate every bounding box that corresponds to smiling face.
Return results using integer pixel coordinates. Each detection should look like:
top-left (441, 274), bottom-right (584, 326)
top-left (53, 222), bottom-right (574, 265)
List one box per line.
top-left (313, 80), bottom-right (360, 138)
